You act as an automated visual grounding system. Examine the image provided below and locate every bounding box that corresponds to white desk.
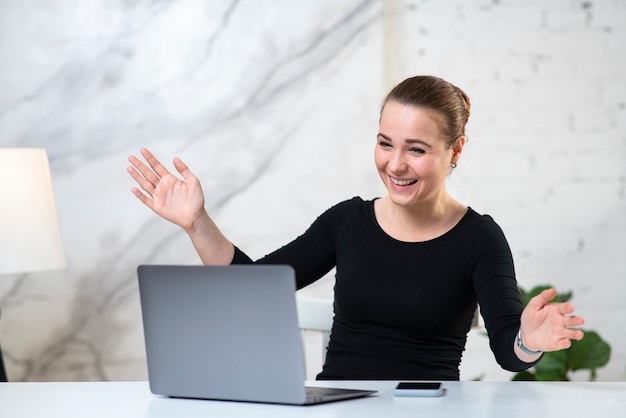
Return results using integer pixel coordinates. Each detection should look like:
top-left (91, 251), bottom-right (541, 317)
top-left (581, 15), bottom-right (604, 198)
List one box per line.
top-left (1, 380), bottom-right (625, 418)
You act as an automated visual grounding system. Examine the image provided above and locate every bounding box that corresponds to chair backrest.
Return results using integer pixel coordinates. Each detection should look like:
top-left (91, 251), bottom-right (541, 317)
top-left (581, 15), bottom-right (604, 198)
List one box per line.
top-left (296, 297), bottom-right (333, 365)
top-left (471, 306), bottom-right (483, 329)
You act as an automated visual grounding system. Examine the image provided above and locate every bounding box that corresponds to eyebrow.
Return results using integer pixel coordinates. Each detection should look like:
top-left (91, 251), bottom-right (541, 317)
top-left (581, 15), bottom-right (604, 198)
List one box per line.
top-left (377, 133), bottom-right (432, 148)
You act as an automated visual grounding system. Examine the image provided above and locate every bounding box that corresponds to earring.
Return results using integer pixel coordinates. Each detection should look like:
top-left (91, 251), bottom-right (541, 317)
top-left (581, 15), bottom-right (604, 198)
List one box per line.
top-left (451, 162), bottom-right (457, 169)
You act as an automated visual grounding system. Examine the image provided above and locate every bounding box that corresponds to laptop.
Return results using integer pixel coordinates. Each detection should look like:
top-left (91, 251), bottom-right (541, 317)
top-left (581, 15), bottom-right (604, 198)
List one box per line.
top-left (137, 264), bottom-right (376, 405)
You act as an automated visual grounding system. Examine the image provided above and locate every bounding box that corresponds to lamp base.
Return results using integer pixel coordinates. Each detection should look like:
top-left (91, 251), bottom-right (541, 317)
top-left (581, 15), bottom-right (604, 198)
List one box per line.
top-left (0, 341), bottom-right (6, 382)
top-left (0, 308), bottom-right (7, 382)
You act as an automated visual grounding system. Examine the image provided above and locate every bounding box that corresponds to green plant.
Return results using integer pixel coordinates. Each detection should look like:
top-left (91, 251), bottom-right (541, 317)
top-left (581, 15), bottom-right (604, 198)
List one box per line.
top-left (512, 285), bottom-right (611, 381)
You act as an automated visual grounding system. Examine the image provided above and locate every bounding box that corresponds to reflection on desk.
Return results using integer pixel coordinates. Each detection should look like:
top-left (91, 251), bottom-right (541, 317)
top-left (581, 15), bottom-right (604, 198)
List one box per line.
top-left (1, 380), bottom-right (625, 418)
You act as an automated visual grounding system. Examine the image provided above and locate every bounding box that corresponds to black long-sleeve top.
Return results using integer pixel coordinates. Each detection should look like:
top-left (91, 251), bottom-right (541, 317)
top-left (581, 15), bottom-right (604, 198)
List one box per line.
top-left (232, 197), bottom-right (541, 380)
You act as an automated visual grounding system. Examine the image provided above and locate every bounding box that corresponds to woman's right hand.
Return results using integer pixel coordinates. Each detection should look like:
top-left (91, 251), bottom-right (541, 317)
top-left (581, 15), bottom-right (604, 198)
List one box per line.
top-left (128, 148), bottom-right (206, 232)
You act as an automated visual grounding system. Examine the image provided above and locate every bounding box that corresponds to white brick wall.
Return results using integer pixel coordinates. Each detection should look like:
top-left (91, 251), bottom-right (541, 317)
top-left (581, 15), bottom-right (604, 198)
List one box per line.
top-left (383, 0), bottom-right (626, 381)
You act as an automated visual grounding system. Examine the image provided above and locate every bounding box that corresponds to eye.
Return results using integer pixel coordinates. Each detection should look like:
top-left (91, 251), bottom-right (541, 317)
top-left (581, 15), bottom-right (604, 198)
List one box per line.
top-left (409, 147), bottom-right (425, 154)
top-left (377, 140), bottom-right (392, 149)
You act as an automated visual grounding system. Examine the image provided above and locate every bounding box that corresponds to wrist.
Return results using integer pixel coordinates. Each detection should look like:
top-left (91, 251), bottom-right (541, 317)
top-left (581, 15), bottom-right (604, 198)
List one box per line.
top-left (517, 328), bottom-right (543, 356)
top-left (184, 209), bottom-right (211, 236)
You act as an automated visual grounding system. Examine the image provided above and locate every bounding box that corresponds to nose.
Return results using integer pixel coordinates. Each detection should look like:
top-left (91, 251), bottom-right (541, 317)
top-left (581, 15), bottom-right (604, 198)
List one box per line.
top-left (389, 149), bottom-right (407, 172)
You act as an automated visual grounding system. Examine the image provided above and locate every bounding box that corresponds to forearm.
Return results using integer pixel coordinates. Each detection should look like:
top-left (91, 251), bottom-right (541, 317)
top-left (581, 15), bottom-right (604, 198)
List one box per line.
top-left (184, 209), bottom-right (234, 265)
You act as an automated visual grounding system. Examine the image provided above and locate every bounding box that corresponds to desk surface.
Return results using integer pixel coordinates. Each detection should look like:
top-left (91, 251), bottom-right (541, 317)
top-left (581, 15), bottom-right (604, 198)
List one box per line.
top-left (1, 380), bottom-right (625, 418)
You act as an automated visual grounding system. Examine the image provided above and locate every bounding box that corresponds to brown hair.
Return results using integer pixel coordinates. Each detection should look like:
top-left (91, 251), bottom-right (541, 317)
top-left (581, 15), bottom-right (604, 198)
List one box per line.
top-left (382, 75), bottom-right (471, 148)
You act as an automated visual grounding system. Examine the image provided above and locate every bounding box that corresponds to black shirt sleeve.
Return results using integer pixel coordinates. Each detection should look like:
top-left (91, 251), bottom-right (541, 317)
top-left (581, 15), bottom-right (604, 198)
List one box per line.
top-left (230, 202), bottom-right (340, 289)
top-left (471, 215), bottom-right (543, 371)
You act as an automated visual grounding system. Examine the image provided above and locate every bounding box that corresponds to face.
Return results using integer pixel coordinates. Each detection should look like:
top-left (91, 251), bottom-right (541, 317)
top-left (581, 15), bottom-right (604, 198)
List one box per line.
top-left (375, 101), bottom-right (461, 208)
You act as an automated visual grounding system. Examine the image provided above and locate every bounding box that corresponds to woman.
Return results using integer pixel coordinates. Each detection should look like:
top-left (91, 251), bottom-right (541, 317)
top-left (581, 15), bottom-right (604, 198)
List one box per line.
top-left (128, 75), bottom-right (585, 380)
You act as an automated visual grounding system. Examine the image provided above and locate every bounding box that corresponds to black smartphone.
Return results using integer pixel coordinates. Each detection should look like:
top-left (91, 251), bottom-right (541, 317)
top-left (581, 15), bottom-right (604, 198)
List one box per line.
top-left (393, 382), bottom-right (444, 397)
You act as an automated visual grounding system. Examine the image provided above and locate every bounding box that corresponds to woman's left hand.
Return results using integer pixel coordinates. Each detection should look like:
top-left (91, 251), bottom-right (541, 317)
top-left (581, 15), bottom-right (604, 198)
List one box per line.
top-left (519, 288), bottom-right (585, 353)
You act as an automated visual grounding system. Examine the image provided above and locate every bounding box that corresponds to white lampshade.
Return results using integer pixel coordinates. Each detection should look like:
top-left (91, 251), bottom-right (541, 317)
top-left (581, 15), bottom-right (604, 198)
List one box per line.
top-left (0, 148), bottom-right (66, 275)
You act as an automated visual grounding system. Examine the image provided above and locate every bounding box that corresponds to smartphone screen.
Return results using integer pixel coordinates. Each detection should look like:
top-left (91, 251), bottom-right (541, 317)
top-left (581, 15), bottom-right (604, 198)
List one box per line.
top-left (394, 382), bottom-right (444, 397)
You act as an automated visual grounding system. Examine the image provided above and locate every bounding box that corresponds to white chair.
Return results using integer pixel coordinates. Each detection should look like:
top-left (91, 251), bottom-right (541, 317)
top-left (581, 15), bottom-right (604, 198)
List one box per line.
top-left (296, 296), bottom-right (333, 368)
top-left (471, 306), bottom-right (483, 329)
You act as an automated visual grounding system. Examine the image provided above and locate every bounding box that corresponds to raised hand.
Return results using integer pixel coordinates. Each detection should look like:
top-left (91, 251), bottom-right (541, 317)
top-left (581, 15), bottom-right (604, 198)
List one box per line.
top-left (128, 148), bottom-right (206, 232)
top-left (519, 288), bottom-right (585, 353)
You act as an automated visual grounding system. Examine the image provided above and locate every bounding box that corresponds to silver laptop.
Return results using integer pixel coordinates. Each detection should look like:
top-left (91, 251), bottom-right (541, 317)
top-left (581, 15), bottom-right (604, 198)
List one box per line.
top-left (137, 264), bottom-right (376, 405)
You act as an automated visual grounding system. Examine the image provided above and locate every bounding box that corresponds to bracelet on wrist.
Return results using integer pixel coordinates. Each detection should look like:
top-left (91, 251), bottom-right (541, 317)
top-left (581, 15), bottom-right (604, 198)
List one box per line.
top-left (517, 328), bottom-right (543, 356)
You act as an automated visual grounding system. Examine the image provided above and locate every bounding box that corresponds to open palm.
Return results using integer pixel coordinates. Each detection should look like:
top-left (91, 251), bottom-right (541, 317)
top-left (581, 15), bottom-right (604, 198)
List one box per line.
top-left (520, 288), bottom-right (585, 352)
top-left (128, 148), bottom-right (205, 231)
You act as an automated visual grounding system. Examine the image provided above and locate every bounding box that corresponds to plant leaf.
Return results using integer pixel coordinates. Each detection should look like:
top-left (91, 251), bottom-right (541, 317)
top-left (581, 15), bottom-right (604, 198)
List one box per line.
top-left (555, 290), bottom-right (573, 303)
top-left (521, 285), bottom-right (552, 306)
top-left (534, 368), bottom-right (569, 381)
top-left (518, 285), bottom-right (572, 307)
top-left (568, 330), bottom-right (611, 371)
top-left (512, 371), bottom-right (536, 381)
top-left (533, 350), bottom-right (568, 378)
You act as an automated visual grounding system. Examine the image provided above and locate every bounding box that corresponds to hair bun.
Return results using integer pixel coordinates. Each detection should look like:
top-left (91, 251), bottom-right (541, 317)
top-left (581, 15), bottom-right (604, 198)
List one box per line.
top-left (454, 86), bottom-right (471, 124)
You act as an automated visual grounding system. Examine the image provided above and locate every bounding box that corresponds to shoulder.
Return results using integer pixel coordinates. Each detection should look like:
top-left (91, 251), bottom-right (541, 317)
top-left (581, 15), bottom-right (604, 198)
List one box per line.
top-left (461, 208), bottom-right (512, 253)
top-left (463, 208), bottom-right (505, 232)
top-left (324, 196), bottom-right (374, 214)
top-left (314, 196), bottom-right (375, 225)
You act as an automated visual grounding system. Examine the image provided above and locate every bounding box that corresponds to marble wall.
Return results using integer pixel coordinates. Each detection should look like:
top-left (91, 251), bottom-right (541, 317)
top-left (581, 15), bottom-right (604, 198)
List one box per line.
top-left (0, 0), bottom-right (624, 382)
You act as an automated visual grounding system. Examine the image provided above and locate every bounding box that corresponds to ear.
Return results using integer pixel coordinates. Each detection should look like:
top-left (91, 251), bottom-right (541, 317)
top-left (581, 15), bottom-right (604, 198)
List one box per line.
top-left (451, 136), bottom-right (466, 164)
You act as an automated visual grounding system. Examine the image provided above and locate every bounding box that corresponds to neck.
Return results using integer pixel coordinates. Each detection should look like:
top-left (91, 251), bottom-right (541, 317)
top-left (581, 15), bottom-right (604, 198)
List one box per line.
top-left (389, 193), bottom-right (455, 226)
top-left (375, 192), bottom-right (467, 243)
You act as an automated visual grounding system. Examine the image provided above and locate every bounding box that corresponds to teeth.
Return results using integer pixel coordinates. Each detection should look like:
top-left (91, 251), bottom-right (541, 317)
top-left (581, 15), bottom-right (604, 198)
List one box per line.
top-left (390, 177), bottom-right (417, 186)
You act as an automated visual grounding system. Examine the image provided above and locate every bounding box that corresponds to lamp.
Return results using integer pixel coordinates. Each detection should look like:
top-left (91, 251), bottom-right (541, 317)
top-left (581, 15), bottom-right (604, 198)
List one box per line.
top-left (0, 148), bottom-right (66, 382)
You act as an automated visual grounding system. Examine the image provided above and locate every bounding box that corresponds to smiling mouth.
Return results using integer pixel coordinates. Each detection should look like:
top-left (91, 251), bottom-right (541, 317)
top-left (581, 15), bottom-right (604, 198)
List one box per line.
top-left (390, 176), bottom-right (418, 186)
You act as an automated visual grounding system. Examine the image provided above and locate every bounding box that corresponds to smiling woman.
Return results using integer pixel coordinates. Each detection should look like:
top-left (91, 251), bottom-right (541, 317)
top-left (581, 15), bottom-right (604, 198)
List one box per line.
top-left (128, 75), bottom-right (585, 381)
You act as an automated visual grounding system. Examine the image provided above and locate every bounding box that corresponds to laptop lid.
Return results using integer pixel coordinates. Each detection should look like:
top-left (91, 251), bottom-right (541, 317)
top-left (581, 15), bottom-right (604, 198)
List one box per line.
top-left (137, 264), bottom-right (375, 405)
